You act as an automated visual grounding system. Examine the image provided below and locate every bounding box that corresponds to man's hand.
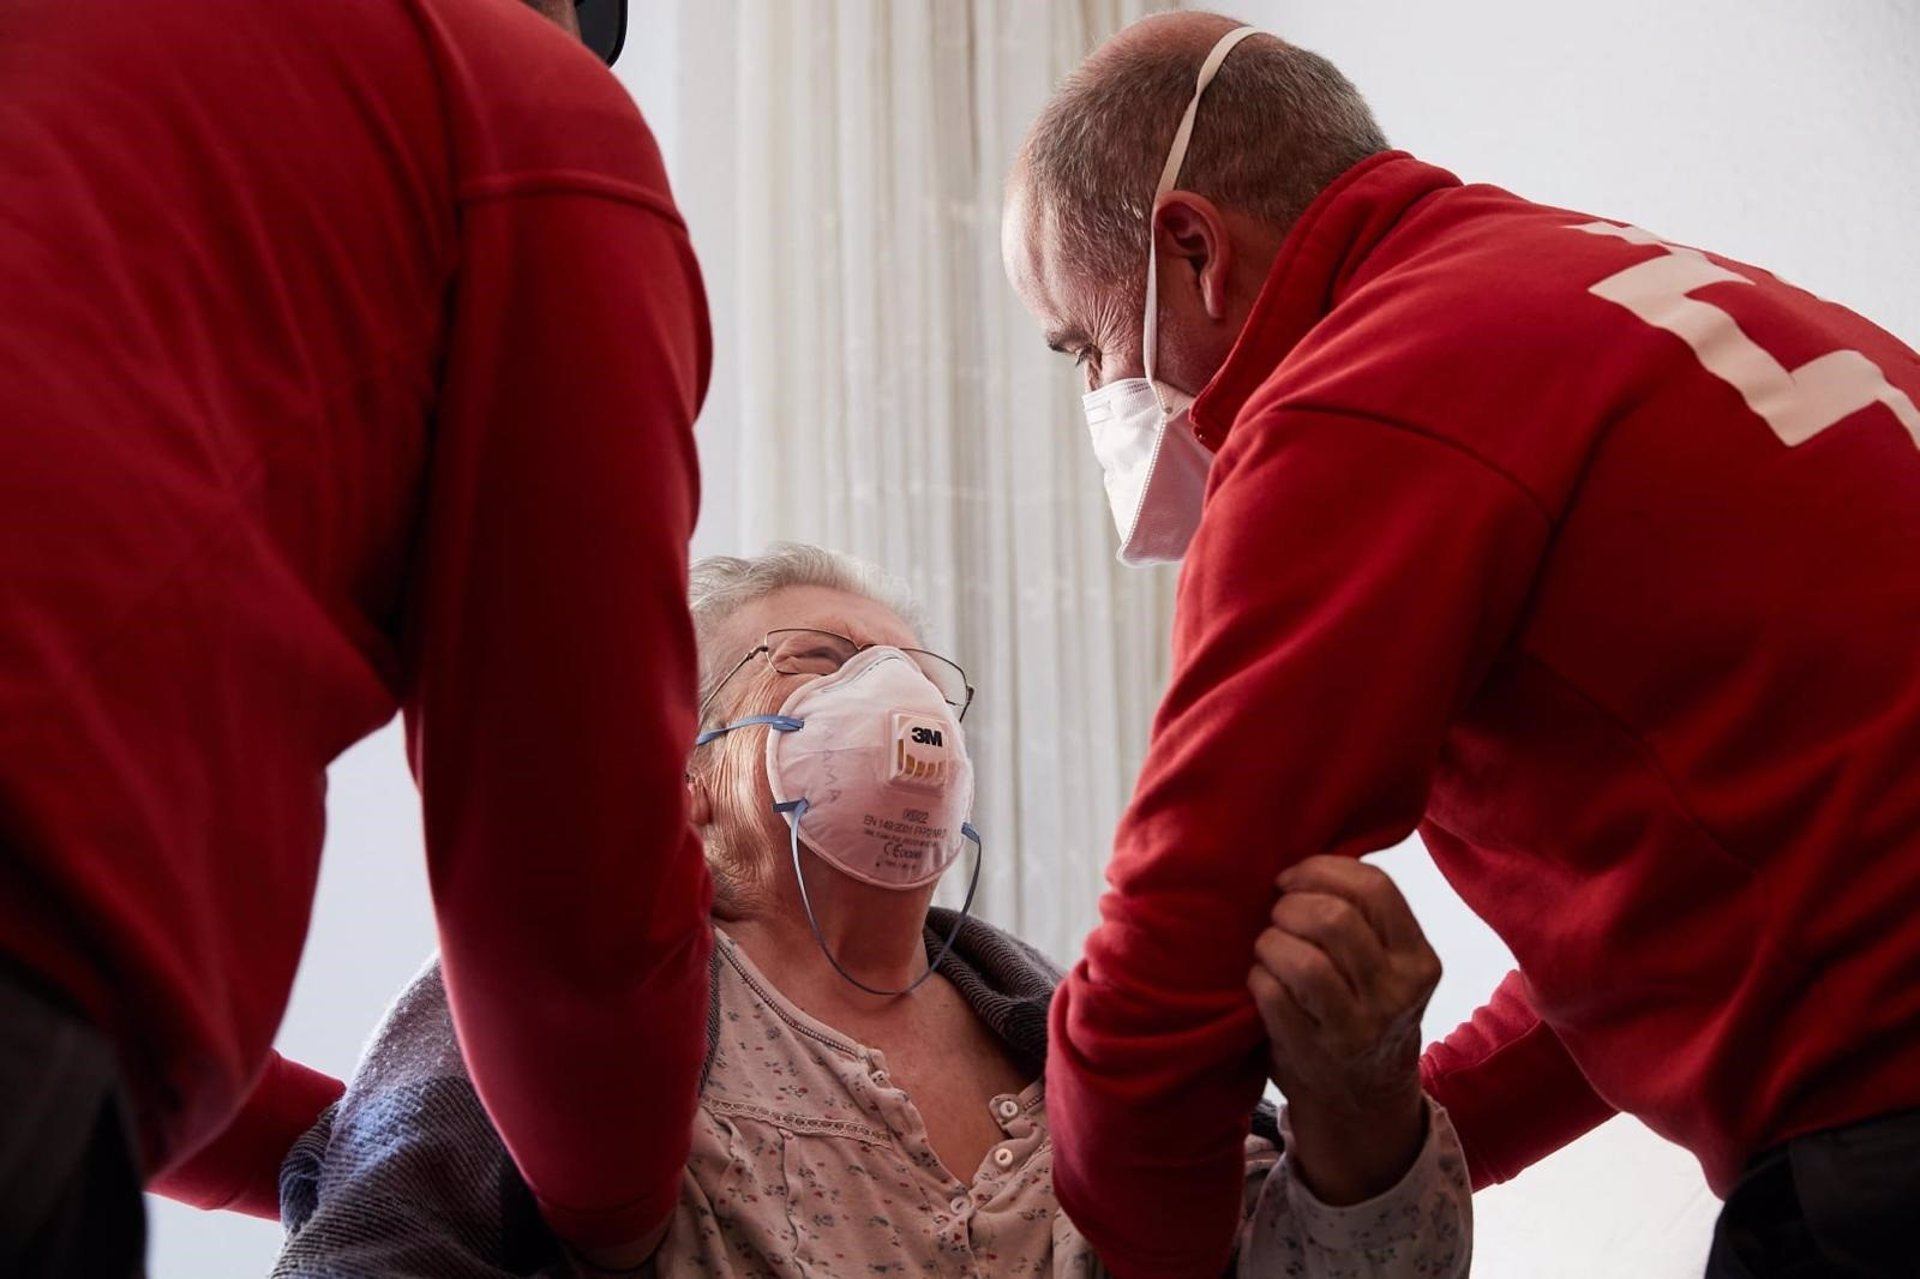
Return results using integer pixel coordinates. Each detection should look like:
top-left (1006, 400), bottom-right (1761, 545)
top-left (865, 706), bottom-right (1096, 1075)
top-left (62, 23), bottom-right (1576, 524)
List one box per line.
top-left (1247, 855), bottom-right (1442, 1205)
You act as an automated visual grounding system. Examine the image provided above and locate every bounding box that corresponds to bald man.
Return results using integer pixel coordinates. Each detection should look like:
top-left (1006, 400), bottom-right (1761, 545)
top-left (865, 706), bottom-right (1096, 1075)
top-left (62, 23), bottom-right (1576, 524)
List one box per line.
top-left (1006, 11), bottom-right (1920, 1278)
top-left (0, 0), bottom-right (711, 1274)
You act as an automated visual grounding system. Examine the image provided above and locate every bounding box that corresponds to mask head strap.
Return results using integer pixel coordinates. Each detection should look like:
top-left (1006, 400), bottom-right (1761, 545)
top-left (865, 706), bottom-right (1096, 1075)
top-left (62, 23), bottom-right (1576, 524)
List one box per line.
top-left (1142, 24), bottom-right (1261, 398)
top-left (775, 798), bottom-right (984, 998)
top-left (693, 713), bottom-right (803, 748)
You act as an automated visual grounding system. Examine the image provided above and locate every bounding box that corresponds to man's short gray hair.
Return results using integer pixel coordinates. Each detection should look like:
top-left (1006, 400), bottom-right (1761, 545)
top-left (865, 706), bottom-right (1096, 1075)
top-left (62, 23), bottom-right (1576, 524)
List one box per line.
top-left (1019, 16), bottom-right (1388, 284)
top-left (690, 543), bottom-right (928, 710)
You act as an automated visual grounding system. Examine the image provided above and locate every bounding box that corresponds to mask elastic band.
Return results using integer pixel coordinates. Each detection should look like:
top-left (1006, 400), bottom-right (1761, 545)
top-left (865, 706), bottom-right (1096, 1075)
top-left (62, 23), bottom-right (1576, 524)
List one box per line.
top-left (693, 713), bottom-right (803, 748)
top-left (1142, 24), bottom-right (1261, 396)
top-left (775, 797), bottom-right (984, 998)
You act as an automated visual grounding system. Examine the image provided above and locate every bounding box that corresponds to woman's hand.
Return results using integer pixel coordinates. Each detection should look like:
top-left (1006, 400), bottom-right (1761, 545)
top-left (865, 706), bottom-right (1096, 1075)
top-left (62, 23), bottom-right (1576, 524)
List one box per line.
top-left (1247, 855), bottom-right (1442, 1205)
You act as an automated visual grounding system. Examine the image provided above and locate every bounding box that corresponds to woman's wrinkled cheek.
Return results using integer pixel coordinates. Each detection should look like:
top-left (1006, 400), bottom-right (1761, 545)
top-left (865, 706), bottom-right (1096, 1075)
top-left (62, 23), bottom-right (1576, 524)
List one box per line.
top-left (721, 735), bottom-right (776, 833)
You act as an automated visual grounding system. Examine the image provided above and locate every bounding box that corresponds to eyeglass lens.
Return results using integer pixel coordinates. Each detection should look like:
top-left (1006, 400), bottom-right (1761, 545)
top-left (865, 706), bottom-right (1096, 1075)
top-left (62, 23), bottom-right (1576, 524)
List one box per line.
top-left (764, 628), bottom-right (969, 712)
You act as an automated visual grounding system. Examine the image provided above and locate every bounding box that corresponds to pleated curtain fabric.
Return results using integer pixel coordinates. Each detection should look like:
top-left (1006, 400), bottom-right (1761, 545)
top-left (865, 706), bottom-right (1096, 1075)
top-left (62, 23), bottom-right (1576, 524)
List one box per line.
top-left (662, 0), bottom-right (1175, 963)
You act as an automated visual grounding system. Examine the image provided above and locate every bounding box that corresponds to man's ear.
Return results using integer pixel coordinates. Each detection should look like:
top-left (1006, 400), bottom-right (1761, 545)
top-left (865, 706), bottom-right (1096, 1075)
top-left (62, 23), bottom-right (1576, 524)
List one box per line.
top-left (1152, 192), bottom-right (1235, 321)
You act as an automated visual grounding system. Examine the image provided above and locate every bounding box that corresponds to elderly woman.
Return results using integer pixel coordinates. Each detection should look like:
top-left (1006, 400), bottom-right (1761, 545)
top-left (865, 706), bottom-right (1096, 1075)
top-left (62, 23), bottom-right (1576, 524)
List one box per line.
top-left (274, 545), bottom-right (1471, 1277)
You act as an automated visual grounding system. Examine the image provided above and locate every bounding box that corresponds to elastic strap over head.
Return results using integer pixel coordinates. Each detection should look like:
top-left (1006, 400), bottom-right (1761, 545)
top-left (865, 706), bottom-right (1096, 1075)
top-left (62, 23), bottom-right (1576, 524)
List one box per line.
top-left (693, 713), bottom-right (803, 748)
top-left (1142, 24), bottom-right (1262, 395)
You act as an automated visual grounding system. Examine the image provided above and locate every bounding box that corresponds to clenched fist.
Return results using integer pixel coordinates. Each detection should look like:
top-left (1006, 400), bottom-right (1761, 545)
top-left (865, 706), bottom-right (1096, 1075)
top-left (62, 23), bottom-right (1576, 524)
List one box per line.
top-left (1247, 855), bottom-right (1442, 1205)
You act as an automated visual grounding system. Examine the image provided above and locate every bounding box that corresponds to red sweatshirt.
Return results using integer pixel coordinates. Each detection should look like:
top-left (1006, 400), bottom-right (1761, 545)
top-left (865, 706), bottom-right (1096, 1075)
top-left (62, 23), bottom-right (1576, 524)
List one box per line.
top-left (1047, 152), bottom-right (1920, 1277)
top-left (0, 0), bottom-right (714, 1247)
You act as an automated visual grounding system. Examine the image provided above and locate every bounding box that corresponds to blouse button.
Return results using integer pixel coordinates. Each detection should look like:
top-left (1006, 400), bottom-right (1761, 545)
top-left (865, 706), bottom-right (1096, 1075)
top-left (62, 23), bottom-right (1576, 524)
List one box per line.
top-left (996, 1098), bottom-right (1021, 1121)
top-left (950, 1195), bottom-right (969, 1214)
top-left (992, 1145), bottom-right (1015, 1169)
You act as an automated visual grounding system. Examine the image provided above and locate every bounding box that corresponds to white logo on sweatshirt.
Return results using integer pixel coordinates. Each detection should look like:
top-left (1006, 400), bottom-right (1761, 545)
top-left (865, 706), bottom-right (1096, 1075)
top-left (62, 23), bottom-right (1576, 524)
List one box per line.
top-left (1573, 221), bottom-right (1920, 449)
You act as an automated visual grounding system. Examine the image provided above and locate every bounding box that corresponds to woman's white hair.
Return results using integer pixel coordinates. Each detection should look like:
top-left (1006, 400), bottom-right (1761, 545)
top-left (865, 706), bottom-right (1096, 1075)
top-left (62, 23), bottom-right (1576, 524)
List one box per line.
top-left (689, 543), bottom-right (928, 710)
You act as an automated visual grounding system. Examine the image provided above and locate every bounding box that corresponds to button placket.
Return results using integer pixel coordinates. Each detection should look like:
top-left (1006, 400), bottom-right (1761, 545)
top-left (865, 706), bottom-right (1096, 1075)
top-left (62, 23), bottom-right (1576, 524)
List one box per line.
top-left (846, 1055), bottom-right (908, 1141)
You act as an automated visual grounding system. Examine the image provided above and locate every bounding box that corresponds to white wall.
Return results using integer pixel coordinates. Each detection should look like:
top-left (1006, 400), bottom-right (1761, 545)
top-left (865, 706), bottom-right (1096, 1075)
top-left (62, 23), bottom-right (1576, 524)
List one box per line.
top-left (1214, 1), bottom-right (1920, 1274)
top-left (1229, 0), bottom-right (1920, 345)
top-left (148, 2), bottom-right (1920, 1275)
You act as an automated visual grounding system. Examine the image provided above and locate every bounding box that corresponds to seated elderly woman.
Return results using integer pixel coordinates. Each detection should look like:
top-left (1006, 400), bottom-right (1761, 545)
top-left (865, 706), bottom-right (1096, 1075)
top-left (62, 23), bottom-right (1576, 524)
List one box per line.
top-left (274, 544), bottom-right (1471, 1278)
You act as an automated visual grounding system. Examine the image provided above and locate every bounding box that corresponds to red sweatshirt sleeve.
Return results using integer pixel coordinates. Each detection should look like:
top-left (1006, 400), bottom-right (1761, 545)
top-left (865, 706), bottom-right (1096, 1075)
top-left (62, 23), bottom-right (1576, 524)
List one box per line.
top-left (147, 1053), bottom-right (345, 1218)
top-left (1420, 968), bottom-right (1616, 1189)
top-left (1048, 408), bottom-right (1552, 1278)
top-left (402, 183), bottom-right (714, 1251)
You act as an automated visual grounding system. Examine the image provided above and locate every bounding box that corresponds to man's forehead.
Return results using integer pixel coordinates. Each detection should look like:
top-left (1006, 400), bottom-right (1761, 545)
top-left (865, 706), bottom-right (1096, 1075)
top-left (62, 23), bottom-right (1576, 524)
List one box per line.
top-left (1001, 179), bottom-right (1082, 339)
top-left (1000, 181), bottom-right (1045, 299)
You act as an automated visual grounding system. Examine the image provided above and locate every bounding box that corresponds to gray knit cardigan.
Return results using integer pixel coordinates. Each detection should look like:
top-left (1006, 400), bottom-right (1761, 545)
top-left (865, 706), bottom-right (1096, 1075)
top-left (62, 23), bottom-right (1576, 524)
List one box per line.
top-left (273, 909), bottom-right (1281, 1277)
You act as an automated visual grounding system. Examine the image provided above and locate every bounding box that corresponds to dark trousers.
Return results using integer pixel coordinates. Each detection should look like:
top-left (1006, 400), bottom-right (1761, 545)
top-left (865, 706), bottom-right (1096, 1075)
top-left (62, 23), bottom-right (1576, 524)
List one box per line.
top-left (1706, 1108), bottom-right (1920, 1278)
top-left (0, 967), bottom-right (146, 1279)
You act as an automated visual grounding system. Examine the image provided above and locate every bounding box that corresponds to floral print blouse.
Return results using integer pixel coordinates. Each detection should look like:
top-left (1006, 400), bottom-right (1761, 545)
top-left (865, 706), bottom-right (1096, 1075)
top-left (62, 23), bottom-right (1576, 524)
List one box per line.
top-left (646, 931), bottom-right (1471, 1277)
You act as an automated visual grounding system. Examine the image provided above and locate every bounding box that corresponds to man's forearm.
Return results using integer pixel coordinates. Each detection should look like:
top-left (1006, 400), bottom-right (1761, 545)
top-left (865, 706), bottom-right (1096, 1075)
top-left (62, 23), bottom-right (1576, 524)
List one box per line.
top-left (1418, 966), bottom-right (1615, 1188)
top-left (149, 1053), bottom-right (345, 1216)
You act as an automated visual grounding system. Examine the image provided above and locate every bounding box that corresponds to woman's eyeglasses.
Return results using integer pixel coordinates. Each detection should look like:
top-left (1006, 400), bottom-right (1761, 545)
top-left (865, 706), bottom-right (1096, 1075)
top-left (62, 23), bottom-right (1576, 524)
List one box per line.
top-left (696, 627), bottom-right (973, 730)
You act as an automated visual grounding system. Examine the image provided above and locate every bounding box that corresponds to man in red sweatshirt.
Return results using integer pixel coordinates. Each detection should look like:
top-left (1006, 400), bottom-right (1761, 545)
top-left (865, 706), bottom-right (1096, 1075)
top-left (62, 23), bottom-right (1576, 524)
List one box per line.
top-left (1006, 11), bottom-right (1920, 1278)
top-left (0, 0), bottom-right (714, 1274)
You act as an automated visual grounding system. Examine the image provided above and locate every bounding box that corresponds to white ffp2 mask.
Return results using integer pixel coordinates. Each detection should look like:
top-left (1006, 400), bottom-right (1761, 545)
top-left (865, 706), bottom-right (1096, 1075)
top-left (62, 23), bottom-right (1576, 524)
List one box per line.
top-left (764, 648), bottom-right (974, 891)
top-left (694, 647), bottom-right (982, 996)
top-left (1080, 23), bottom-right (1260, 567)
top-left (1084, 378), bottom-right (1212, 565)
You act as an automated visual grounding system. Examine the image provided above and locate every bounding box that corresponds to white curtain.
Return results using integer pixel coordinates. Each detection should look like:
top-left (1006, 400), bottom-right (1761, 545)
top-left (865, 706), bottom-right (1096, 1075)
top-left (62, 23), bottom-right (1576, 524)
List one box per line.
top-left (635, 0), bottom-right (1171, 961)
